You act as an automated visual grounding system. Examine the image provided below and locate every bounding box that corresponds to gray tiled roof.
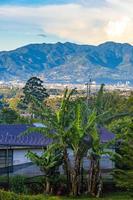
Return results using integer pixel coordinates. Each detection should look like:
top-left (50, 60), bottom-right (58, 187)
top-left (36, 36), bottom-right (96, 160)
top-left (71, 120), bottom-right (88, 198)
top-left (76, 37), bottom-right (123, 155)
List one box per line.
top-left (0, 124), bottom-right (114, 147)
top-left (0, 124), bottom-right (51, 147)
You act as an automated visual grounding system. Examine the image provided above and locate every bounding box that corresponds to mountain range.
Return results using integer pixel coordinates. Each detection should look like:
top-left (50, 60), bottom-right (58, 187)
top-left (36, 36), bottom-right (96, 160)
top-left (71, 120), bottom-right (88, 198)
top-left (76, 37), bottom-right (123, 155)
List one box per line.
top-left (1, 41), bottom-right (133, 84)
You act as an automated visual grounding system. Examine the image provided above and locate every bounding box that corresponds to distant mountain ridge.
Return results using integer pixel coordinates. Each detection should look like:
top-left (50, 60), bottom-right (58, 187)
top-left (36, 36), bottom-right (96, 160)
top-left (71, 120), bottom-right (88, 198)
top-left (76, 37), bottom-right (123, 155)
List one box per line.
top-left (0, 41), bottom-right (133, 84)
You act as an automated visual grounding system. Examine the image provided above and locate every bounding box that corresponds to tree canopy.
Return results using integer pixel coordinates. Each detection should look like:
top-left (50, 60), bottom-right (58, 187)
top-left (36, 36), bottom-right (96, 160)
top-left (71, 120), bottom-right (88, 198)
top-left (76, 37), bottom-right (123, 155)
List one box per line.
top-left (18, 77), bottom-right (49, 111)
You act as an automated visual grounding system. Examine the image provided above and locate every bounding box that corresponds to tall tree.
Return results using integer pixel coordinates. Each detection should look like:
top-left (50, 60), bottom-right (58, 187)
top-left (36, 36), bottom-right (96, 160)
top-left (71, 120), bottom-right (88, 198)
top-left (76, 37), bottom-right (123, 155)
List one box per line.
top-left (18, 77), bottom-right (49, 112)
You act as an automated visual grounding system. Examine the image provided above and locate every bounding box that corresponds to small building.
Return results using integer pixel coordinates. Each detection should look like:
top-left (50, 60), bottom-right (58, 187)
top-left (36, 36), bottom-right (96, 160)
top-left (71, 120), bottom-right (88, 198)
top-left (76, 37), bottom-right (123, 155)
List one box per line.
top-left (0, 124), bottom-right (51, 177)
top-left (0, 124), bottom-right (115, 177)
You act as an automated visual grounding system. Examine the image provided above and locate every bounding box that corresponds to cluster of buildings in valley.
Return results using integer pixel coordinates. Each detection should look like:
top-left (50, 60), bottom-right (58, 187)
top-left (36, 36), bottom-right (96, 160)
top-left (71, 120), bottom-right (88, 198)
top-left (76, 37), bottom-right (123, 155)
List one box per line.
top-left (43, 81), bottom-right (133, 91)
top-left (0, 80), bottom-right (133, 94)
top-left (0, 80), bottom-right (24, 89)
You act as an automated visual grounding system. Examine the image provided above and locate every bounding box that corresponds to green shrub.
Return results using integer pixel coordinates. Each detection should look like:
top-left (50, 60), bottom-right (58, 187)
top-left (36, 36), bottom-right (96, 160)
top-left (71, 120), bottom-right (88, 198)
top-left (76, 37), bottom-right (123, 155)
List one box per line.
top-left (26, 176), bottom-right (45, 194)
top-left (0, 190), bottom-right (45, 200)
top-left (113, 170), bottom-right (133, 192)
top-left (9, 175), bottom-right (28, 194)
top-left (0, 190), bottom-right (19, 200)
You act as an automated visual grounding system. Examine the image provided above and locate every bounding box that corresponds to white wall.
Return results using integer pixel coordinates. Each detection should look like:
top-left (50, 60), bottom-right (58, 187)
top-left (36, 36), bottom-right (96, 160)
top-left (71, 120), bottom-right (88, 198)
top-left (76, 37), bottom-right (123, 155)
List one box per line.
top-left (13, 148), bottom-right (43, 165)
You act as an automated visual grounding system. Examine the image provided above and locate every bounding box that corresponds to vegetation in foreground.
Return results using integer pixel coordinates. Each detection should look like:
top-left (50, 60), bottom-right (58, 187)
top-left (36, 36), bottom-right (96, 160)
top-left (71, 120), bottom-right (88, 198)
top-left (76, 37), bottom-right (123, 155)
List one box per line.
top-left (0, 190), bottom-right (132, 200)
top-left (25, 82), bottom-right (133, 197)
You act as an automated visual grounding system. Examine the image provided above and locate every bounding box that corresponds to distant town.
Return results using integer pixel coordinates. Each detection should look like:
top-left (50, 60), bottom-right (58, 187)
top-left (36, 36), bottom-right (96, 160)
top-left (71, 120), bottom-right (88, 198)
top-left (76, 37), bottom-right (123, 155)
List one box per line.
top-left (0, 79), bottom-right (133, 93)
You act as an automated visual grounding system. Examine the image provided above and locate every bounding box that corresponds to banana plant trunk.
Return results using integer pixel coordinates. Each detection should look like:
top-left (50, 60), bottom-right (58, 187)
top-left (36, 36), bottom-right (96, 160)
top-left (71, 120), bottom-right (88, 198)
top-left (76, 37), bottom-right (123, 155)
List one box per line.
top-left (45, 177), bottom-right (51, 194)
top-left (71, 154), bottom-right (81, 196)
top-left (88, 158), bottom-right (102, 197)
top-left (63, 148), bottom-right (72, 193)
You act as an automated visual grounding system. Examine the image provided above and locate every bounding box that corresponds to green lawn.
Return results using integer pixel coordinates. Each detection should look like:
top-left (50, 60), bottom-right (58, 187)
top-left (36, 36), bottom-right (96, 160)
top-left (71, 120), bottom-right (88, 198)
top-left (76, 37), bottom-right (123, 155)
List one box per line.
top-left (46, 193), bottom-right (132, 200)
top-left (0, 190), bottom-right (132, 200)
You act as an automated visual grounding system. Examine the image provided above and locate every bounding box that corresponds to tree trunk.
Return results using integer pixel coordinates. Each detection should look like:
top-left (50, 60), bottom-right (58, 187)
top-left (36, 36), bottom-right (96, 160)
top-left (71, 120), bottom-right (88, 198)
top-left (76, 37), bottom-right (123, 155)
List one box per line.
top-left (88, 159), bottom-right (94, 193)
top-left (80, 161), bottom-right (84, 194)
top-left (63, 148), bottom-right (71, 193)
top-left (96, 170), bottom-right (102, 198)
top-left (45, 178), bottom-right (51, 194)
top-left (71, 155), bottom-right (81, 196)
top-left (88, 158), bottom-right (103, 197)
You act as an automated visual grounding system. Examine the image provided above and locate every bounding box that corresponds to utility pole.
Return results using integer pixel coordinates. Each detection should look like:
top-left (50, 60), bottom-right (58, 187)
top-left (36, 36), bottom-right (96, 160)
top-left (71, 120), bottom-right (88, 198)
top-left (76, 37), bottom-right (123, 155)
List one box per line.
top-left (85, 82), bottom-right (89, 104)
top-left (85, 78), bottom-right (92, 106)
top-left (88, 78), bottom-right (92, 98)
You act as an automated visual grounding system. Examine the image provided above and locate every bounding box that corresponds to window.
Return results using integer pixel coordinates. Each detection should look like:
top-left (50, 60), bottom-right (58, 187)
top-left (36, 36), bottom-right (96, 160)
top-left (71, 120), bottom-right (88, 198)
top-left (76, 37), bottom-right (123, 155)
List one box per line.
top-left (0, 149), bottom-right (13, 173)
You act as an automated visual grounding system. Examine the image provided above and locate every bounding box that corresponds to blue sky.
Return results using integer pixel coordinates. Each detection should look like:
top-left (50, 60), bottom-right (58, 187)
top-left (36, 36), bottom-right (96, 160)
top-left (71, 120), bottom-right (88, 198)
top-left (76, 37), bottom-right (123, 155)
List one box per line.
top-left (0, 0), bottom-right (132, 51)
top-left (0, 0), bottom-right (106, 5)
top-left (0, 0), bottom-right (75, 6)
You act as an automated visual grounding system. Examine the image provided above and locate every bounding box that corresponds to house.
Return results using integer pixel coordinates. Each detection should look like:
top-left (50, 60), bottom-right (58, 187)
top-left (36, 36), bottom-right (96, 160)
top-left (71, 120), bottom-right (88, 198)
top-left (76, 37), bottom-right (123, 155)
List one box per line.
top-left (0, 124), bottom-right (51, 177)
top-left (0, 124), bottom-right (115, 177)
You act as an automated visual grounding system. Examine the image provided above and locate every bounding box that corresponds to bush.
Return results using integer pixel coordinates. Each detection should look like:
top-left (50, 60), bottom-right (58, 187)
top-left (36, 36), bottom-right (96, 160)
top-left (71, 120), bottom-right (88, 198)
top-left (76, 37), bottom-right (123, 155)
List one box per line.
top-left (26, 176), bottom-right (45, 194)
top-left (10, 175), bottom-right (28, 194)
top-left (113, 170), bottom-right (133, 192)
top-left (0, 190), bottom-right (45, 200)
top-left (0, 190), bottom-right (18, 200)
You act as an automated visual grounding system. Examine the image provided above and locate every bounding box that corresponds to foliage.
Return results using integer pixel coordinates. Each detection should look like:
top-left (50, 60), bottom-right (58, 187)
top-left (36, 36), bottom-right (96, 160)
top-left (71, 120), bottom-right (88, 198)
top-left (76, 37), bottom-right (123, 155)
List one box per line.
top-left (113, 170), bottom-right (133, 191)
top-left (27, 146), bottom-right (62, 194)
top-left (8, 97), bottom-right (20, 110)
top-left (20, 77), bottom-right (48, 106)
top-left (10, 175), bottom-right (28, 194)
top-left (24, 77), bottom-right (49, 101)
top-left (22, 86), bottom-right (132, 197)
top-left (17, 77), bottom-right (49, 120)
top-left (0, 190), bottom-right (44, 200)
top-left (0, 190), bottom-right (132, 200)
top-left (25, 87), bottom-right (114, 197)
top-left (0, 107), bottom-right (18, 124)
top-left (0, 97), bottom-right (19, 124)
top-left (84, 84), bottom-right (131, 197)
top-left (109, 118), bottom-right (133, 192)
top-left (0, 98), bottom-right (9, 110)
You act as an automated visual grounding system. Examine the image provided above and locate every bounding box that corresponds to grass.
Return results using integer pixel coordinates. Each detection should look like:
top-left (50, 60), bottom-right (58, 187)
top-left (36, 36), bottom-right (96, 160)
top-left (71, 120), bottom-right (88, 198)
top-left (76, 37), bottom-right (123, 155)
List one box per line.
top-left (0, 190), bottom-right (132, 200)
top-left (16, 192), bottom-right (133, 200)
top-left (44, 193), bottom-right (132, 200)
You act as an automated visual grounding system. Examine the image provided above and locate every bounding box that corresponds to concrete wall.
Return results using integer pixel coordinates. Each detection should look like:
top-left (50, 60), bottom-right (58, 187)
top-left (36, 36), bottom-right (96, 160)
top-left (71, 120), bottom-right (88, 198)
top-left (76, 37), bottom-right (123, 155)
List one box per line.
top-left (68, 149), bottom-right (115, 170)
top-left (11, 148), bottom-right (43, 177)
top-left (13, 149), bottom-right (42, 165)
top-left (0, 147), bottom-right (115, 177)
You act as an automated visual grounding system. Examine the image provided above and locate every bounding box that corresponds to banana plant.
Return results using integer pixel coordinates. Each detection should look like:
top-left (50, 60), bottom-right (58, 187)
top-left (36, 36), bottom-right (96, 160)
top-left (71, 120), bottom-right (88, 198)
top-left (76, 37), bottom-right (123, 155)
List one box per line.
top-left (66, 101), bottom-right (96, 196)
top-left (24, 88), bottom-right (76, 194)
top-left (27, 145), bottom-right (62, 194)
top-left (86, 84), bottom-right (132, 198)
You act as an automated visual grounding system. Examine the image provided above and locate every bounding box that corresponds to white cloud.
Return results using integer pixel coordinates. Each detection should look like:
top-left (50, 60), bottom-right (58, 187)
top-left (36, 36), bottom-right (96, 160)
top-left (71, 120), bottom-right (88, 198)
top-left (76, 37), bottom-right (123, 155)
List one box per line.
top-left (106, 17), bottom-right (130, 37)
top-left (0, 1), bottom-right (133, 45)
